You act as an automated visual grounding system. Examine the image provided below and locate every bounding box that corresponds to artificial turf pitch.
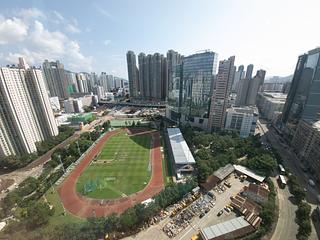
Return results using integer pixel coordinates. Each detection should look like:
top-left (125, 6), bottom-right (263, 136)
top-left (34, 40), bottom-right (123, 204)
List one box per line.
top-left (76, 130), bottom-right (151, 199)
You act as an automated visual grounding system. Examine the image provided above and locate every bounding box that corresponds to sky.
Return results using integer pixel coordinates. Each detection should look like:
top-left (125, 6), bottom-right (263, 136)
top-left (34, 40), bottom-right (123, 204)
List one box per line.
top-left (0, 0), bottom-right (319, 79)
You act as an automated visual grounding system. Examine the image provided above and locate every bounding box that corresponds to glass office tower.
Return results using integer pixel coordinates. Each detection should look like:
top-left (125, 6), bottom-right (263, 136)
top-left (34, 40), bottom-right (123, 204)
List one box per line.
top-left (282, 47), bottom-right (320, 125)
top-left (167, 51), bottom-right (218, 129)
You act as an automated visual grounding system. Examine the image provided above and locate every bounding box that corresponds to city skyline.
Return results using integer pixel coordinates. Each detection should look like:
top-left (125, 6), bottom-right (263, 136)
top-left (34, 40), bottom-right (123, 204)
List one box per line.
top-left (0, 0), bottom-right (319, 79)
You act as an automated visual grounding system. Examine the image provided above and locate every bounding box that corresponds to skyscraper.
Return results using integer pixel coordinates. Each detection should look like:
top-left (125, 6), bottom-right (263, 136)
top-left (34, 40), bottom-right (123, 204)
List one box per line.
top-left (134, 52), bottom-right (168, 101)
top-left (167, 50), bottom-right (218, 129)
top-left (65, 70), bottom-right (78, 93)
top-left (231, 65), bottom-right (245, 92)
top-left (245, 64), bottom-right (254, 79)
top-left (42, 60), bottom-right (70, 99)
top-left (235, 65), bottom-right (266, 107)
top-left (126, 51), bottom-right (139, 98)
top-left (208, 56), bottom-right (235, 131)
top-left (282, 47), bottom-right (320, 125)
top-left (76, 73), bottom-right (89, 93)
top-left (167, 50), bottom-right (183, 98)
top-left (246, 70), bottom-right (266, 105)
top-left (0, 58), bottom-right (58, 157)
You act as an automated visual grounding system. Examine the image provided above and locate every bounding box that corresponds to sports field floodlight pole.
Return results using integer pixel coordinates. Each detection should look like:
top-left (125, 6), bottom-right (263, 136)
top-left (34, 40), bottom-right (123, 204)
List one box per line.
top-left (89, 131), bottom-right (92, 141)
top-left (58, 155), bottom-right (66, 173)
top-left (76, 140), bottom-right (81, 156)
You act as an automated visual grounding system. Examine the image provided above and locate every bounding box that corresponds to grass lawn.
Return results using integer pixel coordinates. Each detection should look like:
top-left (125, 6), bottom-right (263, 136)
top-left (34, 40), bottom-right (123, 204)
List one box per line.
top-left (76, 130), bottom-right (152, 199)
top-left (44, 187), bottom-right (83, 226)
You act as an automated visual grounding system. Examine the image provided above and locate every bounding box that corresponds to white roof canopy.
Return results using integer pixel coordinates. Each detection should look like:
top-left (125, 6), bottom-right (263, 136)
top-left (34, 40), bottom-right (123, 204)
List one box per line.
top-left (167, 128), bottom-right (195, 165)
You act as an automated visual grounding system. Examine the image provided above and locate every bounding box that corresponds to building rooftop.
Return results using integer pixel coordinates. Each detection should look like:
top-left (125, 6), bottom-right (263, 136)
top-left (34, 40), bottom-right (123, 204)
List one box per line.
top-left (244, 183), bottom-right (269, 199)
top-left (233, 165), bottom-right (265, 182)
top-left (227, 106), bottom-right (258, 115)
top-left (259, 92), bottom-right (287, 103)
top-left (167, 128), bottom-right (196, 165)
top-left (214, 164), bottom-right (235, 180)
top-left (312, 120), bottom-right (320, 131)
top-left (200, 216), bottom-right (253, 240)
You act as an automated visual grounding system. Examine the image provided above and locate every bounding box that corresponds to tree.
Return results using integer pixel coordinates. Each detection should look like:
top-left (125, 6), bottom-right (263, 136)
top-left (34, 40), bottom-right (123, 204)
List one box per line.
top-left (119, 207), bottom-right (138, 231)
top-left (25, 201), bottom-right (53, 229)
top-left (245, 154), bottom-right (277, 176)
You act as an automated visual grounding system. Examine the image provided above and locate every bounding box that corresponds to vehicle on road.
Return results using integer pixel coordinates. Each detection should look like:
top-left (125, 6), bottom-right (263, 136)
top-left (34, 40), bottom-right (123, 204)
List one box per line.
top-left (278, 164), bottom-right (285, 175)
top-left (217, 210), bottom-right (224, 216)
top-left (199, 212), bottom-right (205, 218)
top-left (309, 179), bottom-right (316, 187)
top-left (278, 175), bottom-right (287, 188)
top-left (224, 206), bottom-right (231, 213)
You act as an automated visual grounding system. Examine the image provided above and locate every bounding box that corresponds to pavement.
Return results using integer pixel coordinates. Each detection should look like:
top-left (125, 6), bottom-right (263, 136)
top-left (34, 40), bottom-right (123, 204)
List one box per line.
top-left (124, 174), bottom-right (248, 240)
top-left (257, 120), bottom-right (319, 240)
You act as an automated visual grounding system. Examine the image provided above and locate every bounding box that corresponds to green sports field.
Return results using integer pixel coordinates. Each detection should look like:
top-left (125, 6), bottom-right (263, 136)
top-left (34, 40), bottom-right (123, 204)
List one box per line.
top-left (76, 130), bottom-right (152, 199)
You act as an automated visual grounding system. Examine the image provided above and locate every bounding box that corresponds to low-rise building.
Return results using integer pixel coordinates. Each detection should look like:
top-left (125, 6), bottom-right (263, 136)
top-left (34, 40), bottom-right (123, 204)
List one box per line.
top-left (200, 216), bottom-right (255, 240)
top-left (242, 183), bottom-right (269, 205)
top-left (292, 120), bottom-right (320, 183)
top-left (200, 164), bottom-right (235, 191)
top-left (256, 92), bottom-right (287, 121)
top-left (224, 106), bottom-right (258, 138)
top-left (233, 165), bottom-right (266, 183)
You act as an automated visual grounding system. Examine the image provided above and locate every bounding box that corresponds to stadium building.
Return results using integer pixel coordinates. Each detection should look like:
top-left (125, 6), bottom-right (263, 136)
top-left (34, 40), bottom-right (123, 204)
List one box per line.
top-left (166, 128), bottom-right (195, 178)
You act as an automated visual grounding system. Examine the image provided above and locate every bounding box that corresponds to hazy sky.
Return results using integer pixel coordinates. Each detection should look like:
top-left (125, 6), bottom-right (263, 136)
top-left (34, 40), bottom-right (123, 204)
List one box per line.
top-left (0, 0), bottom-right (319, 79)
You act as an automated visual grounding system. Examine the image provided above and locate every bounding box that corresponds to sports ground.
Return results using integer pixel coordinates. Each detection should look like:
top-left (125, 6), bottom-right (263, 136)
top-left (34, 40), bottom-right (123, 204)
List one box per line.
top-left (76, 130), bottom-right (152, 199)
top-left (58, 128), bottom-right (164, 218)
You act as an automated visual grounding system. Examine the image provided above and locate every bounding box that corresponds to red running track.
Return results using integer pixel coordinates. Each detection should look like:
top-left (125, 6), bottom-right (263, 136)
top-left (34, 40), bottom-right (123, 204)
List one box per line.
top-left (58, 128), bottom-right (164, 218)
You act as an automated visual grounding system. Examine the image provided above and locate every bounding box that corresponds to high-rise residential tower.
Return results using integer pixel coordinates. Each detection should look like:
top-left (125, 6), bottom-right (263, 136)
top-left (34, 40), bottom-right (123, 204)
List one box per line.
top-left (231, 65), bottom-right (245, 92)
top-left (208, 56), bottom-right (235, 131)
top-left (282, 47), bottom-right (320, 126)
top-left (42, 60), bottom-right (70, 99)
top-left (246, 70), bottom-right (266, 105)
top-left (126, 51), bottom-right (139, 98)
top-left (245, 64), bottom-right (254, 79)
top-left (0, 58), bottom-right (58, 157)
top-left (167, 50), bottom-right (183, 98)
top-left (136, 52), bottom-right (168, 101)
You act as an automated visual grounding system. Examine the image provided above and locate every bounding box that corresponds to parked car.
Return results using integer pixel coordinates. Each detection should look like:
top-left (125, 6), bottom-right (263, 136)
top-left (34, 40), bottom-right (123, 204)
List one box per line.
top-left (217, 210), bottom-right (224, 217)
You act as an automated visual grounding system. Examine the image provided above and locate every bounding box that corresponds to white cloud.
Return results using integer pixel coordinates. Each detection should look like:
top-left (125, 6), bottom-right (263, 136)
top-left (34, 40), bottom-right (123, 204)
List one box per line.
top-left (52, 10), bottom-right (64, 22)
top-left (0, 16), bottom-right (28, 44)
top-left (1, 14), bottom-right (93, 72)
top-left (103, 40), bottom-right (111, 46)
top-left (66, 23), bottom-right (81, 33)
top-left (17, 8), bottom-right (44, 20)
top-left (93, 3), bottom-right (113, 19)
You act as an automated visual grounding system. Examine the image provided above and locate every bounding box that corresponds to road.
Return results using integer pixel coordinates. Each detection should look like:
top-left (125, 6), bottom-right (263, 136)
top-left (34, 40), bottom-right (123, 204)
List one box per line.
top-left (257, 120), bottom-right (319, 240)
top-left (270, 178), bottom-right (298, 240)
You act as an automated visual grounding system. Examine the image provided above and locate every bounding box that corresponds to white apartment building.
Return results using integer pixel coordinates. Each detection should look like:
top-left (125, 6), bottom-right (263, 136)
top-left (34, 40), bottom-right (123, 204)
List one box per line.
top-left (256, 92), bottom-right (287, 121)
top-left (224, 106), bottom-right (258, 138)
top-left (0, 58), bottom-right (58, 157)
top-left (50, 96), bottom-right (61, 111)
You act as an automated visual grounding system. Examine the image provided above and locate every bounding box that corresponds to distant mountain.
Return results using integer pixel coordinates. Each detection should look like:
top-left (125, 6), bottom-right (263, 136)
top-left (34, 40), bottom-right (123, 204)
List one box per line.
top-left (265, 75), bottom-right (293, 83)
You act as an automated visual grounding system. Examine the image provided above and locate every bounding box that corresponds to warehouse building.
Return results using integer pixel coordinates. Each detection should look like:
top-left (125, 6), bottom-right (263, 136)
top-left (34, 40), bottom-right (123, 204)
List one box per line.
top-left (200, 216), bottom-right (255, 240)
top-left (233, 165), bottom-right (265, 183)
top-left (200, 164), bottom-right (235, 191)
